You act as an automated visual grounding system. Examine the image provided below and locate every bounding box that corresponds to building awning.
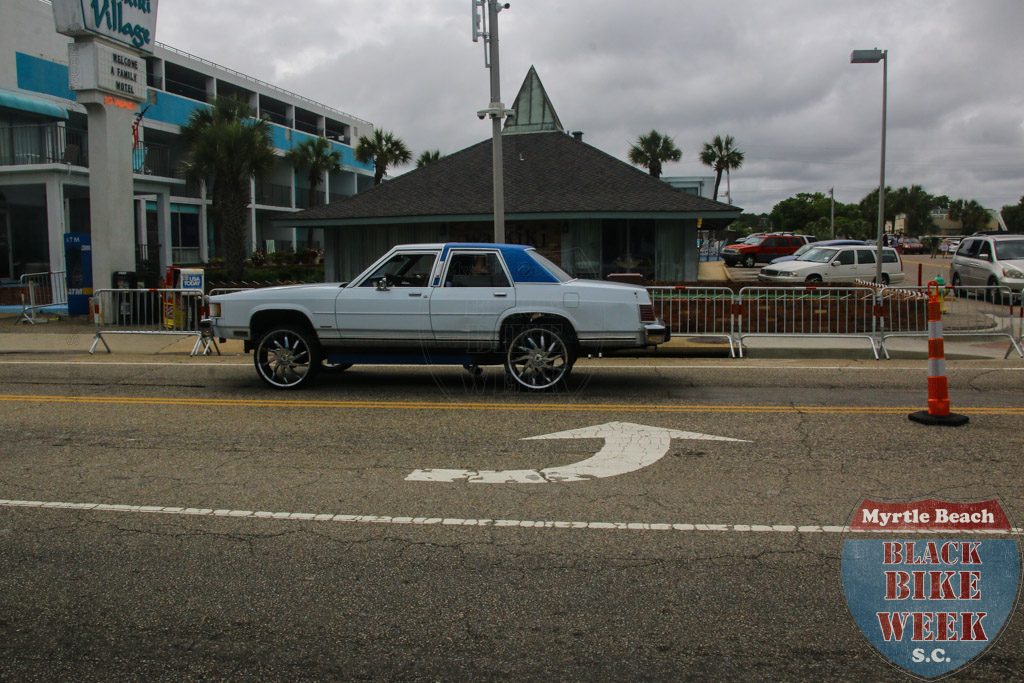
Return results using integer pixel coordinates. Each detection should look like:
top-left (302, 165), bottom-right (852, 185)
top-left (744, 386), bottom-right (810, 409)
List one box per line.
top-left (0, 90), bottom-right (69, 120)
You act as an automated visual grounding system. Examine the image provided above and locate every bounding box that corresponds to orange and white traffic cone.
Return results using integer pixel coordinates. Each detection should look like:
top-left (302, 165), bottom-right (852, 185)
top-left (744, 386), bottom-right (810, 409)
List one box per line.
top-left (909, 280), bottom-right (969, 426)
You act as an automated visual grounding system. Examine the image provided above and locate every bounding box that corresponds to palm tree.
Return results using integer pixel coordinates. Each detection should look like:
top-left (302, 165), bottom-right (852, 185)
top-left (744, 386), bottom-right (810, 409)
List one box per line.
top-left (179, 96), bottom-right (276, 279)
top-left (700, 134), bottom-right (745, 203)
top-left (287, 136), bottom-right (341, 206)
top-left (354, 129), bottom-right (412, 185)
top-left (627, 130), bottom-right (681, 179)
top-left (948, 198), bottom-right (989, 233)
top-left (416, 149), bottom-right (443, 168)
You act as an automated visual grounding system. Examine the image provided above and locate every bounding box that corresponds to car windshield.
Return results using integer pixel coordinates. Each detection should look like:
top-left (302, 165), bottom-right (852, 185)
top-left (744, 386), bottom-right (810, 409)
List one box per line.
top-left (529, 251), bottom-right (573, 282)
top-left (796, 247), bottom-right (838, 263)
top-left (791, 243), bottom-right (815, 258)
top-left (995, 240), bottom-right (1024, 260)
top-left (744, 236), bottom-right (765, 246)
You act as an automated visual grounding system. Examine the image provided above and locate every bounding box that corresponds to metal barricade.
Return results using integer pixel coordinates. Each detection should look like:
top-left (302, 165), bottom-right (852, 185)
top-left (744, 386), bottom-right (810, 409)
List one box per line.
top-left (647, 286), bottom-right (737, 356)
top-left (89, 288), bottom-right (219, 356)
top-left (15, 271), bottom-right (67, 324)
top-left (735, 286), bottom-right (881, 358)
top-left (879, 285), bottom-right (1023, 359)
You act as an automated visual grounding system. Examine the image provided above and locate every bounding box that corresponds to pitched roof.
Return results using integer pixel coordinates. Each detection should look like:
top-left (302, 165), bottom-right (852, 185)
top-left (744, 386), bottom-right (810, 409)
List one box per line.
top-left (283, 131), bottom-right (740, 225)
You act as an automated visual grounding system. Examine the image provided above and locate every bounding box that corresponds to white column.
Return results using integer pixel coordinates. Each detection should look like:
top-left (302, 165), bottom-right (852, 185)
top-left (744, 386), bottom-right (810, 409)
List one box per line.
top-left (135, 197), bottom-right (147, 256)
top-left (157, 191), bottom-right (172, 271)
top-left (44, 176), bottom-right (66, 273)
top-left (198, 180), bottom-right (209, 263)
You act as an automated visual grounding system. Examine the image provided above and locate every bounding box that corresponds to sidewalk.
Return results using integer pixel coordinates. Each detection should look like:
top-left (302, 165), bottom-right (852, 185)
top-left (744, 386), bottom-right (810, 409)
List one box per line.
top-left (1, 312), bottom-right (1018, 362)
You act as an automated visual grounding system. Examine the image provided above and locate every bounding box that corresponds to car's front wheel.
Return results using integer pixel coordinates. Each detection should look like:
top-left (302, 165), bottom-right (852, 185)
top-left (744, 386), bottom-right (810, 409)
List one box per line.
top-left (743, 255), bottom-right (757, 268)
top-left (254, 326), bottom-right (321, 389)
top-left (504, 325), bottom-right (574, 391)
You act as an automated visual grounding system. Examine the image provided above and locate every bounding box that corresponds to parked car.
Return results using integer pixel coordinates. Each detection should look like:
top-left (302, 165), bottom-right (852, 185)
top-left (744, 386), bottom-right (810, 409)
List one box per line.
top-left (203, 243), bottom-right (669, 390)
top-left (721, 233), bottom-right (815, 268)
top-left (898, 237), bottom-right (925, 254)
top-left (949, 234), bottom-right (1024, 300)
top-left (940, 238), bottom-right (962, 255)
top-left (758, 245), bottom-right (905, 285)
top-left (769, 239), bottom-right (866, 265)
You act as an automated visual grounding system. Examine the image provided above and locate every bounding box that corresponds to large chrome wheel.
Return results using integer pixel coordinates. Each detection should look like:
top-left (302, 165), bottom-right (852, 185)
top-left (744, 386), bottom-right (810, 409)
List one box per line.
top-left (505, 325), bottom-right (573, 391)
top-left (743, 255), bottom-right (756, 268)
top-left (254, 326), bottom-right (321, 389)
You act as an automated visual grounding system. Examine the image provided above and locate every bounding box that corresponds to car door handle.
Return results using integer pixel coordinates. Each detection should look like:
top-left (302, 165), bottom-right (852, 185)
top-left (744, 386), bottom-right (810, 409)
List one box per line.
top-left (493, 291), bottom-right (508, 297)
top-left (408, 292), bottom-right (423, 298)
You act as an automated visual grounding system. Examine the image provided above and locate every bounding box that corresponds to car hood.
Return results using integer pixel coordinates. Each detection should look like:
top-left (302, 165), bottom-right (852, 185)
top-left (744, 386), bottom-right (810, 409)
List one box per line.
top-left (766, 260), bottom-right (827, 272)
top-left (210, 283), bottom-right (340, 301)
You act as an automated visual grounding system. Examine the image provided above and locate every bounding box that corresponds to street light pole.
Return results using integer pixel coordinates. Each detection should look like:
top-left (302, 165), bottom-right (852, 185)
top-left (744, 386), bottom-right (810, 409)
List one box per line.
top-left (472, 1), bottom-right (512, 244)
top-left (829, 187), bottom-right (835, 239)
top-left (851, 48), bottom-right (888, 286)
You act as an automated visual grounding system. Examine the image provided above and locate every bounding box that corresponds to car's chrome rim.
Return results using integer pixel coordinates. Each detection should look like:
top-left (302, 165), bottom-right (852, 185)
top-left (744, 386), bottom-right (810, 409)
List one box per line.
top-left (259, 331), bottom-right (311, 387)
top-left (507, 328), bottom-right (568, 389)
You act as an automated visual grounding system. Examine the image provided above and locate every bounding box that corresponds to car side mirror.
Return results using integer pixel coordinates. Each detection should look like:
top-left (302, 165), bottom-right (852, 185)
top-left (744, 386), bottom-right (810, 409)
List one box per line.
top-left (830, 261), bottom-right (839, 267)
top-left (375, 277), bottom-right (391, 291)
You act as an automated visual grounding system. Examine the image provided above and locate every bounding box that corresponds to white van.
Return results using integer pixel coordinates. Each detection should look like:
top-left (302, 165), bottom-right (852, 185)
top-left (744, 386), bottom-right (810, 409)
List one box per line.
top-left (758, 245), bottom-right (905, 285)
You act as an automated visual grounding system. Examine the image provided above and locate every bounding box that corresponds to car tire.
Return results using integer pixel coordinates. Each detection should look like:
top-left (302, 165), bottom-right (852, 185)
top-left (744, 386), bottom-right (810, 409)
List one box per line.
top-left (504, 324), bottom-right (574, 391)
top-left (881, 273), bottom-right (890, 286)
top-left (987, 277), bottom-right (1000, 303)
top-left (254, 325), bottom-right (321, 389)
top-left (951, 273), bottom-right (962, 298)
top-left (805, 274), bottom-right (823, 284)
top-left (743, 255), bottom-right (756, 268)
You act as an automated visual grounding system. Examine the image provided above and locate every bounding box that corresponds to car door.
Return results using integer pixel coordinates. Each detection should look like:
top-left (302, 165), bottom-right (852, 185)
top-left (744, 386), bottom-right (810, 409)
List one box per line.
top-left (430, 249), bottom-right (516, 344)
top-left (827, 249), bottom-right (858, 282)
top-left (955, 239), bottom-right (981, 285)
top-left (334, 250), bottom-right (438, 342)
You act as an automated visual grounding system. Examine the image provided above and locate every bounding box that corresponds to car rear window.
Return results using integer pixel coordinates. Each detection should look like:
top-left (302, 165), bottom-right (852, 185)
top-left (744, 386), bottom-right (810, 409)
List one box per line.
top-left (528, 251), bottom-right (573, 283)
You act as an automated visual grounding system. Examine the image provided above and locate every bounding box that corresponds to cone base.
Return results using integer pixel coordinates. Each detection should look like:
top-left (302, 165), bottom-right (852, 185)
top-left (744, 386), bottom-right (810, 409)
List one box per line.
top-left (908, 411), bottom-right (970, 427)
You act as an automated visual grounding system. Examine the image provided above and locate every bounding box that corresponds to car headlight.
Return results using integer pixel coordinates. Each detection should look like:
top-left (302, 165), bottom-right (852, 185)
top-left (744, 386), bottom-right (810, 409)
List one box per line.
top-left (775, 271), bottom-right (796, 277)
top-left (1002, 266), bottom-right (1024, 279)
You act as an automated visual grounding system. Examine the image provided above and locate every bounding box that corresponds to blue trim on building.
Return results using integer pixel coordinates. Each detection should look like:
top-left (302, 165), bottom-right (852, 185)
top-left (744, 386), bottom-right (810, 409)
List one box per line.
top-left (15, 53), bottom-right (76, 102)
top-left (0, 90), bottom-right (68, 119)
top-left (147, 90), bottom-right (208, 127)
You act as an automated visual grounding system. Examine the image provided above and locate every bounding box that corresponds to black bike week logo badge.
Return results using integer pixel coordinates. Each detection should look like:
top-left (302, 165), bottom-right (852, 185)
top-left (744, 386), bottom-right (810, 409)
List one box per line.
top-left (842, 499), bottom-right (1021, 679)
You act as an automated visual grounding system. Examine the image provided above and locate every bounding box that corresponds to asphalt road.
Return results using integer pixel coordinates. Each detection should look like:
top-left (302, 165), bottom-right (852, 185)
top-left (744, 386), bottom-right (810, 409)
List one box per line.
top-left (1, 355), bottom-right (1022, 681)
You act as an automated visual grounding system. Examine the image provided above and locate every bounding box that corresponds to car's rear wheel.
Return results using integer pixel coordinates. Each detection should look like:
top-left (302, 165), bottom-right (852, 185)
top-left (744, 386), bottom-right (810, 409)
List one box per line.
top-left (254, 326), bottom-right (321, 389)
top-left (504, 325), bottom-right (574, 391)
top-left (743, 255), bottom-right (756, 268)
top-left (880, 273), bottom-right (890, 286)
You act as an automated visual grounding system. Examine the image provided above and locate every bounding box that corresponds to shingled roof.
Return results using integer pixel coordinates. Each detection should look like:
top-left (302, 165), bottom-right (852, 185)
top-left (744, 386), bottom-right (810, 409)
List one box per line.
top-left (281, 67), bottom-right (740, 227)
top-left (283, 132), bottom-right (739, 226)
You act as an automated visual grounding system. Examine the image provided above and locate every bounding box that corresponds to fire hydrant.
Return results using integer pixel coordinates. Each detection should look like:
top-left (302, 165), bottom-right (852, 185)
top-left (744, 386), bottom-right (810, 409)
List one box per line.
top-left (934, 275), bottom-right (951, 314)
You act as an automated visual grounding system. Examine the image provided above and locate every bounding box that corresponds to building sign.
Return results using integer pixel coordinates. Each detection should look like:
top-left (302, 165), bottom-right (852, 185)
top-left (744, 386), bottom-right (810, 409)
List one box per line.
top-left (68, 41), bottom-right (144, 101)
top-left (52, 0), bottom-right (159, 53)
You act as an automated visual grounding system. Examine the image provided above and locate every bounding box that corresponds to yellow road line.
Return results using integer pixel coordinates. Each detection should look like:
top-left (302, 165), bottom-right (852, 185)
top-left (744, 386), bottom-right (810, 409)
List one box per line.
top-left (0, 394), bottom-right (1021, 415)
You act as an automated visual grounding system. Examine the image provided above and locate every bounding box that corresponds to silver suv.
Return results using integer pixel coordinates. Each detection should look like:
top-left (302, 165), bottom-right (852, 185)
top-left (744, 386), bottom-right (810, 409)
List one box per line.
top-left (949, 234), bottom-right (1024, 300)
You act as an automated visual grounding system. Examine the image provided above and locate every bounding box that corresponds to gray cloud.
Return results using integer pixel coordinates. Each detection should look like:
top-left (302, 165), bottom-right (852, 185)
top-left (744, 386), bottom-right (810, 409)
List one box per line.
top-left (158, 0), bottom-right (1024, 213)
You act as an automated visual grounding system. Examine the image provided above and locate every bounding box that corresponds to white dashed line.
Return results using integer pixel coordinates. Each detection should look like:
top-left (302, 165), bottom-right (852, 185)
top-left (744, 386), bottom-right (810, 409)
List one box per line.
top-left (2, 499), bottom-right (1020, 535)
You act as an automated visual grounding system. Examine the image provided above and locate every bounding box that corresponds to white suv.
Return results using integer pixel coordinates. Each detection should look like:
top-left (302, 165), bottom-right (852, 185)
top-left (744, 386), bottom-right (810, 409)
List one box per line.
top-left (949, 234), bottom-right (1024, 300)
top-left (758, 245), bottom-right (905, 284)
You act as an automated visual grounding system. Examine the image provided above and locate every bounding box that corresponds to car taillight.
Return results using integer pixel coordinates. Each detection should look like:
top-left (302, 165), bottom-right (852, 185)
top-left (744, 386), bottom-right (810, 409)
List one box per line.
top-left (639, 304), bottom-right (656, 323)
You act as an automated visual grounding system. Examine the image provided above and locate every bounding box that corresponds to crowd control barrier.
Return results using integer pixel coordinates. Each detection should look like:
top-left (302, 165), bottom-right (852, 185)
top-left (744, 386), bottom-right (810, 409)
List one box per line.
top-left (15, 270), bottom-right (67, 324)
top-left (647, 286), bottom-right (737, 356)
top-left (89, 288), bottom-right (219, 356)
top-left (877, 284), bottom-right (1023, 359)
top-left (734, 286), bottom-right (881, 358)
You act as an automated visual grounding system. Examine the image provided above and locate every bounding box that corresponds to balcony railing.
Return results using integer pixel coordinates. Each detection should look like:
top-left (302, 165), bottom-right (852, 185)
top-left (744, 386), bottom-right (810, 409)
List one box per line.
top-left (0, 124), bottom-right (88, 167)
top-left (255, 182), bottom-right (292, 207)
top-left (295, 187), bottom-right (326, 208)
top-left (132, 141), bottom-right (176, 177)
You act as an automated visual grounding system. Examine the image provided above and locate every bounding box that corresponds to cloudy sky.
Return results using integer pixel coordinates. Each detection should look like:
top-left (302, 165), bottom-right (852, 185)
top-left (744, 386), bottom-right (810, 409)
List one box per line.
top-left (157, 0), bottom-right (1024, 214)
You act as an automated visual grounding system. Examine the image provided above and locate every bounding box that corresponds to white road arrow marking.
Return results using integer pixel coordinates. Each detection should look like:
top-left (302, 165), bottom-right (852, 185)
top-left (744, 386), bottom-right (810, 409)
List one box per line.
top-left (405, 421), bottom-right (748, 484)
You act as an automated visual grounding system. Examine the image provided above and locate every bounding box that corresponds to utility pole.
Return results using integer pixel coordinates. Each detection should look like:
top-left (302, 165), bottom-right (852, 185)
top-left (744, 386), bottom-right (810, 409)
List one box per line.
top-left (829, 187), bottom-right (835, 239)
top-left (472, 1), bottom-right (512, 244)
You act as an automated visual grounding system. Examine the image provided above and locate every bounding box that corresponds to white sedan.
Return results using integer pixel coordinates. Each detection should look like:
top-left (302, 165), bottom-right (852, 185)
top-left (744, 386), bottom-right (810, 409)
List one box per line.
top-left (204, 243), bottom-right (669, 390)
top-left (757, 245), bottom-right (905, 285)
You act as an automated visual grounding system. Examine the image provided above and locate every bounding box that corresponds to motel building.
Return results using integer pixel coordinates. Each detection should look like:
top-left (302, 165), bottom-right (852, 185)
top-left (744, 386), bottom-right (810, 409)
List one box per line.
top-left (0, 0), bottom-right (375, 288)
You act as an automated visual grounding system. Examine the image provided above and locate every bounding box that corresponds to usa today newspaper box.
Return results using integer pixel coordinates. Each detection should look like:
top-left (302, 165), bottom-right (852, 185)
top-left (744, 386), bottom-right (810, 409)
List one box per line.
top-left (162, 267), bottom-right (204, 330)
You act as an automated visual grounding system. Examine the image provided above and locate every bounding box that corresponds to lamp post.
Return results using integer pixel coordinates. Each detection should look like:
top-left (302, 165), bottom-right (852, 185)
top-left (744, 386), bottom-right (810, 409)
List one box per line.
top-left (850, 48), bottom-right (887, 286)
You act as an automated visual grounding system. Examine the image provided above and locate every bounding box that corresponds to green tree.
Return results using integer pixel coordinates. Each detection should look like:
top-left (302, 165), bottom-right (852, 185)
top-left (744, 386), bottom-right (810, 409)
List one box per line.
top-left (1001, 196), bottom-right (1024, 233)
top-left (770, 192), bottom-right (831, 232)
top-left (286, 136), bottom-right (341, 206)
top-left (699, 134), bottom-right (745, 202)
top-left (355, 129), bottom-right (412, 185)
top-left (179, 95), bottom-right (276, 279)
top-left (627, 130), bottom-right (681, 179)
top-left (416, 149), bottom-right (443, 168)
top-left (948, 198), bottom-right (989, 233)
top-left (858, 185), bottom-right (938, 236)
